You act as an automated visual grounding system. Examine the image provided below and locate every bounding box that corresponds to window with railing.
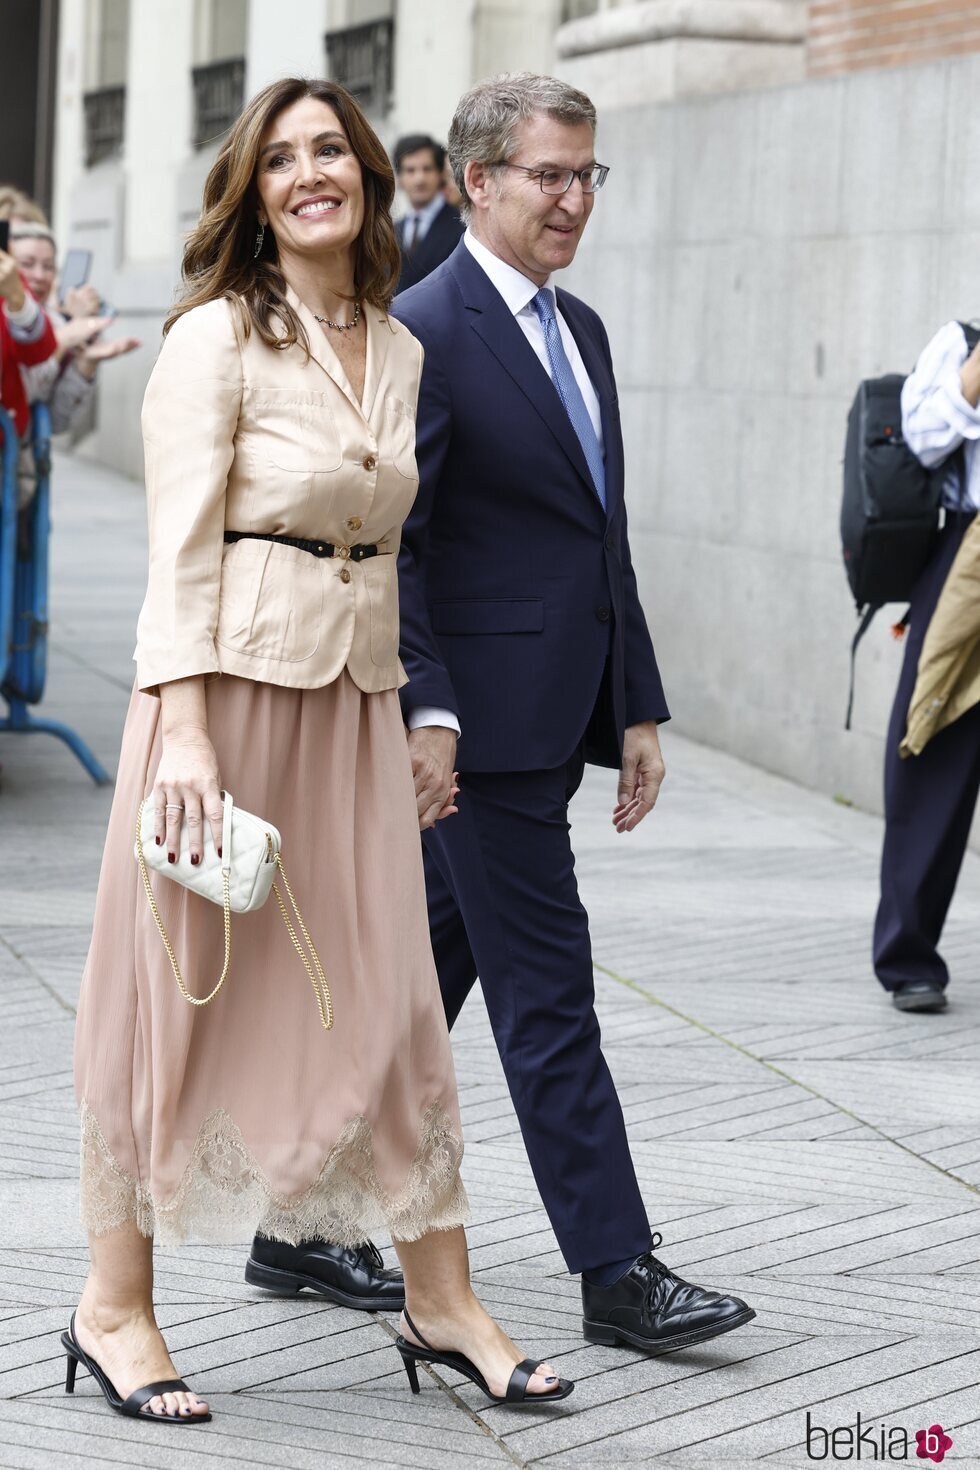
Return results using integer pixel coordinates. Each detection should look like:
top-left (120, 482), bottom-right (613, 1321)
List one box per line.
top-left (82, 0), bottom-right (129, 167)
top-left (83, 84), bottom-right (126, 166)
top-left (324, 17), bottom-right (394, 115)
top-left (192, 56), bottom-right (245, 147)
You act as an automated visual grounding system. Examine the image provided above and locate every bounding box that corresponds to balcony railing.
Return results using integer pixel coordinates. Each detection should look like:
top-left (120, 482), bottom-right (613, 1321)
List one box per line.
top-left (324, 18), bottom-right (394, 115)
top-left (83, 86), bottom-right (126, 167)
top-left (192, 57), bottom-right (246, 148)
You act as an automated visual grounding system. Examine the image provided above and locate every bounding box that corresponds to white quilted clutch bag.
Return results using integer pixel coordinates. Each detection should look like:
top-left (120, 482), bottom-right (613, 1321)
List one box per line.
top-left (134, 790), bottom-right (333, 1028)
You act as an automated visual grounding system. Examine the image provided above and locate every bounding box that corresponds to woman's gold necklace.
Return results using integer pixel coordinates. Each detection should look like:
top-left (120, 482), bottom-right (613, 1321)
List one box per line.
top-left (313, 301), bottom-right (362, 331)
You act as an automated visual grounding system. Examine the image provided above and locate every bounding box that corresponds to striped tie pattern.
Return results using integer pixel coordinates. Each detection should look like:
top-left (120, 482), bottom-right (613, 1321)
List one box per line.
top-left (532, 287), bottom-right (606, 509)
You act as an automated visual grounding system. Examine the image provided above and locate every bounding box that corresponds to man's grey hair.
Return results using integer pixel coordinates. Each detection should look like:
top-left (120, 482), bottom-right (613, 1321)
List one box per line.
top-left (448, 72), bottom-right (597, 220)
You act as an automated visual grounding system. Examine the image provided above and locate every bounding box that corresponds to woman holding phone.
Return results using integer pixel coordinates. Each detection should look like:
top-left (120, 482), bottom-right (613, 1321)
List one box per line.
top-left (66, 77), bottom-right (573, 1426)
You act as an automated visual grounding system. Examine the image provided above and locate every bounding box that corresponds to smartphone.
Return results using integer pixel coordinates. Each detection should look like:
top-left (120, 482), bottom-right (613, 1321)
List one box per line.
top-left (0, 219), bottom-right (9, 254)
top-left (59, 247), bottom-right (92, 297)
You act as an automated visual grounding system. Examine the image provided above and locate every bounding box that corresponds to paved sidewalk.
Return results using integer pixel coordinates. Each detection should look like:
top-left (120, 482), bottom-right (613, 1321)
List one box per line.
top-left (1, 454), bottom-right (979, 1469)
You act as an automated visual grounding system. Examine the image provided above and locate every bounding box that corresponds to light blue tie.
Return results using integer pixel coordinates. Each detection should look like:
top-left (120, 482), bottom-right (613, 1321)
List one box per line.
top-left (532, 287), bottom-right (606, 509)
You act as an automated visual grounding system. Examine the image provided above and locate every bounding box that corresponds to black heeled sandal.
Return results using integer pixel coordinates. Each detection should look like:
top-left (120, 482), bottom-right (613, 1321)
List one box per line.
top-left (395, 1308), bottom-right (574, 1406)
top-left (60, 1313), bottom-right (212, 1425)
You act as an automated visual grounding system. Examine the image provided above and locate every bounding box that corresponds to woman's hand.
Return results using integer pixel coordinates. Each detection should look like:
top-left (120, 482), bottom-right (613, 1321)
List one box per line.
top-left (62, 283), bottom-right (101, 319)
top-left (55, 314), bottom-right (111, 354)
top-left (0, 251), bottom-right (26, 311)
top-left (75, 331), bottom-right (140, 379)
top-left (151, 729), bottom-right (224, 865)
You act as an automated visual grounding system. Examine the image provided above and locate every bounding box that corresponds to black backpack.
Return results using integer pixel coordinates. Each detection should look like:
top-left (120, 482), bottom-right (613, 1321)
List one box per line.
top-left (841, 321), bottom-right (979, 726)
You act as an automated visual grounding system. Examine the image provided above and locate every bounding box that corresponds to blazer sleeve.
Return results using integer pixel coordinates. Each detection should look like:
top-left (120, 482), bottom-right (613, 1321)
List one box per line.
top-left (135, 299), bottom-right (243, 695)
top-left (597, 317), bottom-right (670, 726)
top-left (393, 311), bottom-right (461, 722)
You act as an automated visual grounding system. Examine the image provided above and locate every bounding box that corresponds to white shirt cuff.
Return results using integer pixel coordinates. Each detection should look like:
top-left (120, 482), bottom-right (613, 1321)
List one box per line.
top-left (407, 705), bottom-right (461, 736)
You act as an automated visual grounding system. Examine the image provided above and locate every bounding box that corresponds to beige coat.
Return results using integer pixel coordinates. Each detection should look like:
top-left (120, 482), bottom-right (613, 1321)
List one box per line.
top-left (901, 518), bottom-right (980, 756)
top-left (135, 288), bottom-right (423, 696)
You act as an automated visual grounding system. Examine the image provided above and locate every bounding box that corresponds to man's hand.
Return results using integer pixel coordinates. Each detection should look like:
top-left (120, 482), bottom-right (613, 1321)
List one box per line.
top-left (407, 725), bottom-right (459, 830)
top-left (0, 252), bottom-right (26, 312)
top-left (614, 720), bottom-right (665, 833)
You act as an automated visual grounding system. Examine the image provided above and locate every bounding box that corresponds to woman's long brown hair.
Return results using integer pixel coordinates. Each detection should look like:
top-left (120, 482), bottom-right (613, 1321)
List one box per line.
top-left (165, 77), bottom-right (400, 346)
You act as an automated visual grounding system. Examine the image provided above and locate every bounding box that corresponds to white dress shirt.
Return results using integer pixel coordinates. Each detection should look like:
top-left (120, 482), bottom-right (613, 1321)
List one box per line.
top-left (407, 229), bottom-right (605, 737)
top-left (902, 320), bottom-right (980, 511)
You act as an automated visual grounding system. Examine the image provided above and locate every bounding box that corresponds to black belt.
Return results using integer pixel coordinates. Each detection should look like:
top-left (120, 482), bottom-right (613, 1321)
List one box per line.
top-left (224, 530), bottom-right (381, 561)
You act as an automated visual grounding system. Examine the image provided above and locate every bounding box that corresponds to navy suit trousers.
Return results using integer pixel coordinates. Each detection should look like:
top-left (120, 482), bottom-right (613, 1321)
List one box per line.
top-left (422, 749), bottom-right (652, 1275)
top-left (874, 516), bottom-right (980, 990)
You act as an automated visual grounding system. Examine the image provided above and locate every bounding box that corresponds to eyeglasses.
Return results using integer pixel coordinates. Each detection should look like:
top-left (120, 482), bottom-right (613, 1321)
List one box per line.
top-left (492, 161), bottom-right (610, 195)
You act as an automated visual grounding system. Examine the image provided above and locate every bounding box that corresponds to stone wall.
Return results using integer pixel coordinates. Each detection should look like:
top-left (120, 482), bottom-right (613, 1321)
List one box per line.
top-left (563, 51), bottom-right (980, 818)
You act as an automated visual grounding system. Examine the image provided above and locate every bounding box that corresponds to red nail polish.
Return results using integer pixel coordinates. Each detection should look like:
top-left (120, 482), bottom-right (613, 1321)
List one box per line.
top-left (155, 836), bottom-right (162, 846)
top-left (167, 853), bottom-right (176, 864)
top-left (217, 846), bottom-right (222, 858)
top-left (191, 854), bottom-right (200, 866)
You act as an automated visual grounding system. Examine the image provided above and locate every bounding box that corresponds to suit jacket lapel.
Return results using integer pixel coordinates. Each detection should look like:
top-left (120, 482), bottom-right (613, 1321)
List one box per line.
top-left (449, 245), bottom-right (599, 501)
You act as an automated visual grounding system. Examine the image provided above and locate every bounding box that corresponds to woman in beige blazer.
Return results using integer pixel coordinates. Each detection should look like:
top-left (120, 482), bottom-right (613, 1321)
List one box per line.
top-left (68, 78), bottom-right (571, 1425)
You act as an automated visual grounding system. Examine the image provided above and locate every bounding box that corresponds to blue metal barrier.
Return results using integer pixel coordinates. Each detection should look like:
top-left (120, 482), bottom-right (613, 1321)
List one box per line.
top-left (0, 403), bottom-right (112, 784)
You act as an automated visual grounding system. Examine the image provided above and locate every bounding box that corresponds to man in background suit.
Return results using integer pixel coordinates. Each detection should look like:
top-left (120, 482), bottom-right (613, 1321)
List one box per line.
top-left (393, 134), bottom-right (463, 295)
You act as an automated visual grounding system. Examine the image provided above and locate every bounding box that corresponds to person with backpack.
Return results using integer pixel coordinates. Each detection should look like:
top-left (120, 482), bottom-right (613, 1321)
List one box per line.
top-left (874, 319), bottom-right (980, 1012)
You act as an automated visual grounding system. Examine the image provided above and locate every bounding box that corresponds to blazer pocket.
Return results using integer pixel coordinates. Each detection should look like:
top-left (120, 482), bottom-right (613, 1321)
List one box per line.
top-left (363, 557), bottom-right (400, 667)
top-left (252, 388), bottom-right (344, 473)
top-left (385, 395), bottom-right (419, 480)
top-left (430, 598), bottom-right (544, 635)
top-left (216, 540), bottom-right (322, 662)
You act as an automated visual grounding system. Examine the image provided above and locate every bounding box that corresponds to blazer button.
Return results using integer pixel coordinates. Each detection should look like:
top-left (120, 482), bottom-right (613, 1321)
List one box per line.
top-left (346, 515), bottom-right (363, 533)
top-left (604, 532), bottom-right (616, 551)
top-left (362, 455), bottom-right (377, 471)
top-left (597, 605), bottom-right (611, 623)
top-left (339, 567), bottom-right (352, 584)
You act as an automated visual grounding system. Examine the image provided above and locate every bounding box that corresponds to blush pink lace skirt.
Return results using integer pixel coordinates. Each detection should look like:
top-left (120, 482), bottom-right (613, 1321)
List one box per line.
top-left (74, 672), bottom-right (468, 1247)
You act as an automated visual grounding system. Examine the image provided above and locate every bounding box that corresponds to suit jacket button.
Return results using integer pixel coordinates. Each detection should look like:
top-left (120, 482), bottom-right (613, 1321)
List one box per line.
top-left (346, 515), bottom-right (363, 533)
top-left (605, 532), bottom-right (615, 550)
top-left (362, 455), bottom-right (377, 471)
top-left (339, 567), bottom-right (352, 584)
top-left (597, 605), bottom-right (611, 623)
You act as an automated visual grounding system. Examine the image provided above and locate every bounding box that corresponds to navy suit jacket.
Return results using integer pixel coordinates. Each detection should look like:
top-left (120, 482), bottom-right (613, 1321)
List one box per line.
top-left (391, 240), bottom-right (668, 773)
top-left (395, 201), bottom-right (464, 296)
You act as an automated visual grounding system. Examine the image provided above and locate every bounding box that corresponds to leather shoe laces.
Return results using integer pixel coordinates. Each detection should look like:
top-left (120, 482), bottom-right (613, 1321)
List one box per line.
top-left (637, 1234), bottom-right (675, 1325)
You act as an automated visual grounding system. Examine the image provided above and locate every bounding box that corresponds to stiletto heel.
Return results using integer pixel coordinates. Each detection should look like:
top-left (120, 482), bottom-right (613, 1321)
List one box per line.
top-left (398, 1348), bottom-right (421, 1394)
top-left (58, 1313), bottom-right (212, 1425)
top-left (395, 1309), bottom-right (574, 1407)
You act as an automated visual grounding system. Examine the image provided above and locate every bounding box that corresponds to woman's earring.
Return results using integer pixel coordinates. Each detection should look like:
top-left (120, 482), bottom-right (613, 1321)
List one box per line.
top-left (253, 220), bottom-right (265, 258)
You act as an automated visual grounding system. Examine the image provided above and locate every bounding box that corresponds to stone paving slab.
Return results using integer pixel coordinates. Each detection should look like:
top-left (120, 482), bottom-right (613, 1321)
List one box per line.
top-left (1, 452), bottom-right (979, 1467)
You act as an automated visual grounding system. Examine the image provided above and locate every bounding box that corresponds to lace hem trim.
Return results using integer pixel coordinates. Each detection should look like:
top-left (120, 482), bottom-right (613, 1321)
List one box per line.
top-left (78, 1100), bottom-right (469, 1247)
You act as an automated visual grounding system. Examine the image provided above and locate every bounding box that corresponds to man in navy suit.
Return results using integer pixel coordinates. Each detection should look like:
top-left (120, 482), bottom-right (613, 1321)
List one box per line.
top-left (245, 74), bottom-right (754, 1355)
top-left (388, 74), bottom-right (754, 1353)
top-left (393, 134), bottom-right (464, 295)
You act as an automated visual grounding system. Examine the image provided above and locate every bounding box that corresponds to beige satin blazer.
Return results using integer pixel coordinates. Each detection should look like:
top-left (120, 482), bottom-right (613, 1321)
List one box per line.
top-left (134, 287), bottom-right (423, 696)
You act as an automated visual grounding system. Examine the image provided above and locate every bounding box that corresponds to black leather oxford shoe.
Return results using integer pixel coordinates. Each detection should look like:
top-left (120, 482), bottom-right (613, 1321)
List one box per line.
top-left (245, 1235), bottom-right (406, 1311)
top-left (582, 1237), bottom-right (755, 1352)
top-left (891, 979), bottom-right (947, 1013)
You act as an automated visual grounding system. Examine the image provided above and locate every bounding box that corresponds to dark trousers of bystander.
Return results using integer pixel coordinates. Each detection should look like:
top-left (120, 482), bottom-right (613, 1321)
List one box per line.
top-left (875, 513), bottom-right (980, 991)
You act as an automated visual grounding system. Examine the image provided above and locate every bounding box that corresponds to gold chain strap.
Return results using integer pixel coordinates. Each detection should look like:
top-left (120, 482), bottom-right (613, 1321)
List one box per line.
top-left (135, 803), bottom-right (233, 1006)
top-left (272, 855), bottom-right (334, 1031)
top-left (134, 802), bottom-right (334, 1029)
